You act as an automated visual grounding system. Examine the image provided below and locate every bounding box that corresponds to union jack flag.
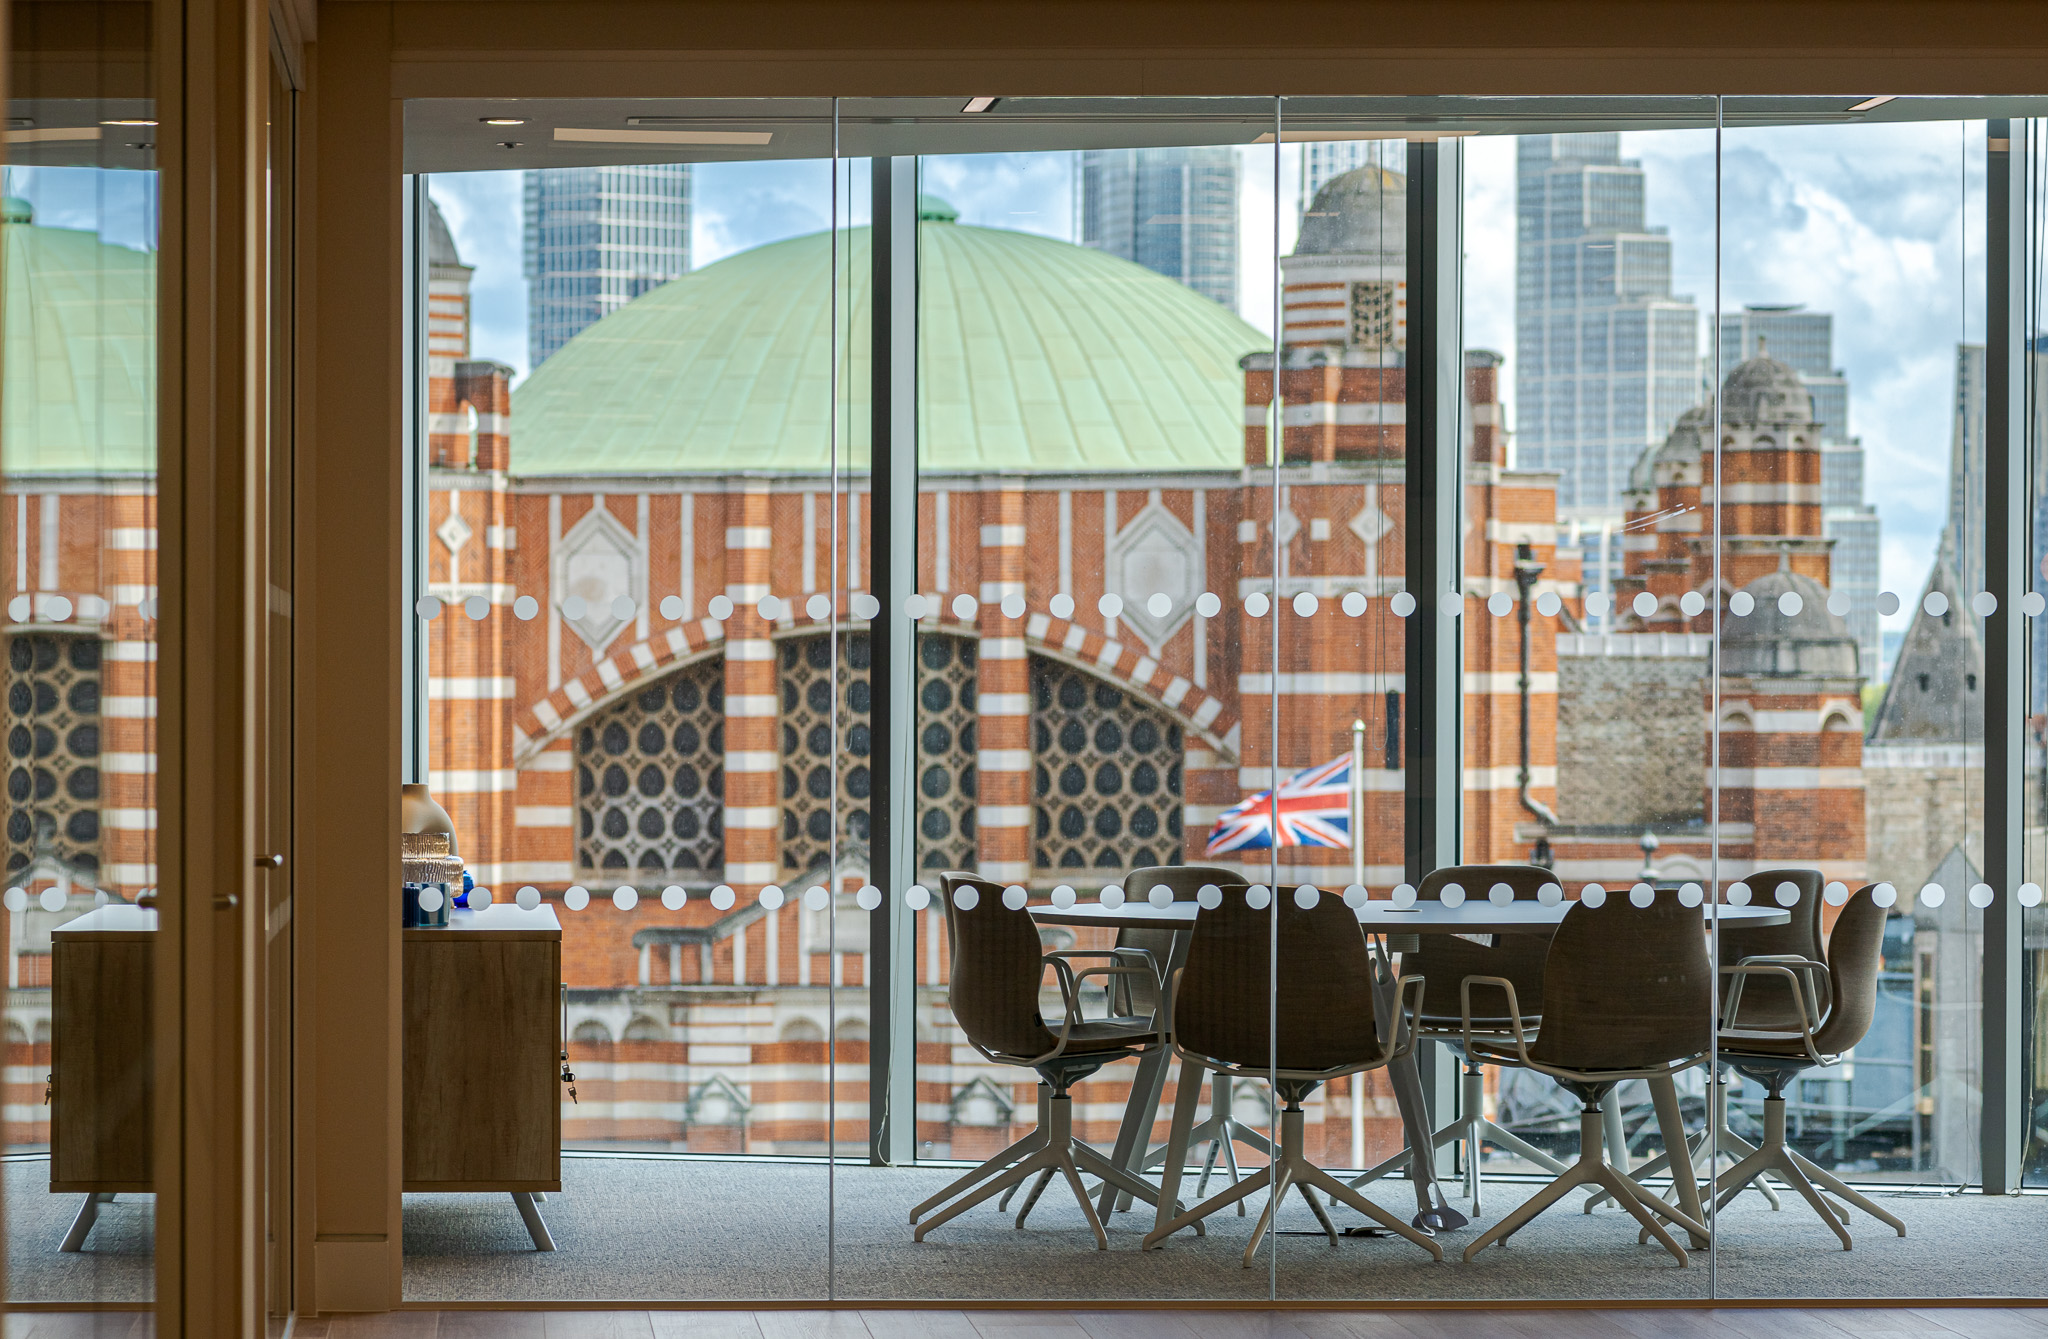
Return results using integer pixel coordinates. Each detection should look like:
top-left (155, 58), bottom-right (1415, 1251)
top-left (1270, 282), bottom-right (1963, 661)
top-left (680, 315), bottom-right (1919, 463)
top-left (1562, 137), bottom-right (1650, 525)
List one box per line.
top-left (1204, 755), bottom-right (1354, 855)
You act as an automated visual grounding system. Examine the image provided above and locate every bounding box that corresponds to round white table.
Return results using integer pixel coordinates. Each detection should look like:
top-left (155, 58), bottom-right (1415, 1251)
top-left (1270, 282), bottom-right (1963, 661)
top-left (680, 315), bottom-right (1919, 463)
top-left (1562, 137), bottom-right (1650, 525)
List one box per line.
top-left (1030, 894), bottom-right (1790, 1229)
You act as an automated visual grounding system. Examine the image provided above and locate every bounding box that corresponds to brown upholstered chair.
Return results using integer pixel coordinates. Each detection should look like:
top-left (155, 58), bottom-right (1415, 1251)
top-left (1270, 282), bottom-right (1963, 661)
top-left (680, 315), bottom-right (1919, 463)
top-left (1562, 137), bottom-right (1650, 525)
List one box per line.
top-left (909, 872), bottom-right (1181, 1249)
top-left (1460, 886), bottom-right (1714, 1265)
top-left (1351, 864), bottom-right (1566, 1216)
top-left (1712, 883), bottom-right (1907, 1249)
top-left (1140, 883), bottom-right (1443, 1265)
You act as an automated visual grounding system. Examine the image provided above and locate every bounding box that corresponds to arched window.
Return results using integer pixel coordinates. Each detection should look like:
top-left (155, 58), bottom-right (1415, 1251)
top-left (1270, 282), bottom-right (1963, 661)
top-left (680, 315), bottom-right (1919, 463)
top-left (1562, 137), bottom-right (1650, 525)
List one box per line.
top-left (5, 633), bottom-right (102, 874)
top-left (576, 658), bottom-right (723, 879)
top-left (914, 633), bottom-right (976, 872)
top-left (780, 633), bottom-right (873, 876)
top-left (1031, 657), bottom-right (1183, 873)
top-left (621, 1015), bottom-right (666, 1043)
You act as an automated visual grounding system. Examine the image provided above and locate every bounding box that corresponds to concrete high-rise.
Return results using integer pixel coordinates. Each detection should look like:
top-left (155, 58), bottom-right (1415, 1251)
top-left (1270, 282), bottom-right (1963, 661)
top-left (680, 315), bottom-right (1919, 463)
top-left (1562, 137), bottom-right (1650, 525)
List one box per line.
top-left (524, 165), bottom-right (692, 368)
top-left (1299, 140), bottom-right (1390, 219)
top-left (1516, 134), bottom-right (1699, 522)
top-left (1078, 147), bottom-right (1239, 313)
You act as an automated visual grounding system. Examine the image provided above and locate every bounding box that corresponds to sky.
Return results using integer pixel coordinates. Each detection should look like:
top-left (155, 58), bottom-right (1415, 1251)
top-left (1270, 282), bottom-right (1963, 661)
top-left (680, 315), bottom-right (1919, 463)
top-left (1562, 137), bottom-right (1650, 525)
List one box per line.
top-left (430, 120), bottom-right (1998, 636)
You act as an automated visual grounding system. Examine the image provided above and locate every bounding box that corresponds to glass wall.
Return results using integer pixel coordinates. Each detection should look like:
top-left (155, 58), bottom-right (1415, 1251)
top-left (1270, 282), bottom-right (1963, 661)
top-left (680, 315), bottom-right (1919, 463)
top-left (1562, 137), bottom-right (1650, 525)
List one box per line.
top-left (394, 94), bottom-right (2048, 1307)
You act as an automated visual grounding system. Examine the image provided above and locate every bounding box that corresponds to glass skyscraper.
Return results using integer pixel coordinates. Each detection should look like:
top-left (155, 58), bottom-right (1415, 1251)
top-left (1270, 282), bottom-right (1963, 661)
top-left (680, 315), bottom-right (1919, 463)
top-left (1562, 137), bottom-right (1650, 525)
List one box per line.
top-left (524, 164), bottom-right (692, 368)
top-left (1516, 133), bottom-right (1699, 521)
top-left (1077, 147), bottom-right (1239, 313)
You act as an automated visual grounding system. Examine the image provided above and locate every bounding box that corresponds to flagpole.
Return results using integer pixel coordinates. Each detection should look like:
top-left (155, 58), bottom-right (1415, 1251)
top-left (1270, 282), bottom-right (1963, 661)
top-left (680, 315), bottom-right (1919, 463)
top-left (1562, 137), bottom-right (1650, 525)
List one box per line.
top-left (1351, 719), bottom-right (1366, 889)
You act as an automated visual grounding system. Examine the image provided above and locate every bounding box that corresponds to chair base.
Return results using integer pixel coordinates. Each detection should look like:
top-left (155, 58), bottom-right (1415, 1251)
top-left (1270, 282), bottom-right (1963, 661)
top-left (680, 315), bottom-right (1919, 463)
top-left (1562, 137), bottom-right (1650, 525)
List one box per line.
top-left (1135, 1068), bottom-right (1276, 1218)
top-left (1144, 1101), bottom-right (1443, 1266)
top-left (911, 1086), bottom-right (1187, 1250)
top-left (1463, 1108), bottom-right (1707, 1267)
top-left (1348, 1060), bottom-right (1570, 1218)
top-left (1584, 1069), bottom-right (1785, 1214)
top-left (1711, 1095), bottom-right (1905, 1250)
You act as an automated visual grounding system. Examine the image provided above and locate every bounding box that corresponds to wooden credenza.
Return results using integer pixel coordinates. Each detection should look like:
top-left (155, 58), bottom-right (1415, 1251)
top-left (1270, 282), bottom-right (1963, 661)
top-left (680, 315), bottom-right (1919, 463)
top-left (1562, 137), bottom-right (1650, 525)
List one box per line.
top-left (49, 900), bottom-right (565, 1251)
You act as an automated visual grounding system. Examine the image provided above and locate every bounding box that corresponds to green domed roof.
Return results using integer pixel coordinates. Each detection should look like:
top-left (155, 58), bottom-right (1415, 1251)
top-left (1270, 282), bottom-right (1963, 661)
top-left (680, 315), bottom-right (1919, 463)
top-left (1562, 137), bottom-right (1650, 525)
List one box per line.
top-left (511, 221), bottom-right (1265, 477)
top-left (3, 218), bottom-right (156, 476)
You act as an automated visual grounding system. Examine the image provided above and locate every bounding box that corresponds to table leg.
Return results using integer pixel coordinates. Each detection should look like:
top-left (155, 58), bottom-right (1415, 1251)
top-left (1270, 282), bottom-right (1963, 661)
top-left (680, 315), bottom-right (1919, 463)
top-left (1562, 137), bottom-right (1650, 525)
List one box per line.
top-left (1647, 1073), bottom-right (1708, 1248)
top-left (1100, 927), bottom-right (1190, 1216)
top-left (1369, 940), bottom-right (1466, 1232)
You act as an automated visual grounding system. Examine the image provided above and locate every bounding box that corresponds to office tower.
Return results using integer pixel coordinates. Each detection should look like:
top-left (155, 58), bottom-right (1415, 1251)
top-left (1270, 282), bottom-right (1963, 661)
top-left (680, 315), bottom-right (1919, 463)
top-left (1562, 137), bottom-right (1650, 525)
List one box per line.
top-left (1516, 133), bottom-right (1700, 523)
top-left (523, 164), bottom-right (692, 368)
top-left (1719, 303), bottom-right (1850, 444)
top-left (1077, 147), bottom-right (1239, 313)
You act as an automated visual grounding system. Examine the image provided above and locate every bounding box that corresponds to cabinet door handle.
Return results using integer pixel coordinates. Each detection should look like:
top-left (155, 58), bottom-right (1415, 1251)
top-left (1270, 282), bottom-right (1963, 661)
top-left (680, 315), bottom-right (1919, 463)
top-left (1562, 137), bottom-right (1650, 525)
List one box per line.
top-left (255, 853), bottom-right (283, 869)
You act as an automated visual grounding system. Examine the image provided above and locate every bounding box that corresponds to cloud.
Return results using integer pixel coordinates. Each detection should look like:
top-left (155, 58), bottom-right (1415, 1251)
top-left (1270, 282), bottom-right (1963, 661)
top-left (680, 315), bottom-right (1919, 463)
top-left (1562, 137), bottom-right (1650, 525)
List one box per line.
top-left (692, 159), bottom-right (838, 269)
top-left (429, 171), bottom-right (529, 383)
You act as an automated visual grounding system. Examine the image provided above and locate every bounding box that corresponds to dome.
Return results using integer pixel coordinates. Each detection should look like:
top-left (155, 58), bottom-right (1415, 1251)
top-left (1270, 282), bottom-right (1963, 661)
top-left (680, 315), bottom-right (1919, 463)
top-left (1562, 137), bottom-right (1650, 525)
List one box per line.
top-left (512, 220), bottom-right (1268, 476)
top-left (1629, 402), bottom-right (1709, 491)
top-left (426, 198), bottom-right (464, 270)
top-left (1722, 569), bottom-right (1859, 677)
top-left (1720, 352), bottom-right (1812, 425)
top-left (1294, 166), bottom-right (1407, 261)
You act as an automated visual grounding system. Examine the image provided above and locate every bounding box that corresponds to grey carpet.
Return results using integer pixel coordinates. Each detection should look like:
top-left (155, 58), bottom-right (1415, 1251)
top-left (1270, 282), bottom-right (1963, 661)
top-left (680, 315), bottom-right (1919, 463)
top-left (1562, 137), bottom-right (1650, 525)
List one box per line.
top-left (4, 1162), bottom-right (154, 1304)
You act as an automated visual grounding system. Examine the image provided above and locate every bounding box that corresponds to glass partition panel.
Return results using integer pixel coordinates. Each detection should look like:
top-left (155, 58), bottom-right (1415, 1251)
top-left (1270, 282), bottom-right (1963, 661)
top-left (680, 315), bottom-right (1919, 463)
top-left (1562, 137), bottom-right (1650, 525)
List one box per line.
top-left (3, 6), bottom-right (160, 1309)
top-left (401, 98), bottom-right (839, 1303)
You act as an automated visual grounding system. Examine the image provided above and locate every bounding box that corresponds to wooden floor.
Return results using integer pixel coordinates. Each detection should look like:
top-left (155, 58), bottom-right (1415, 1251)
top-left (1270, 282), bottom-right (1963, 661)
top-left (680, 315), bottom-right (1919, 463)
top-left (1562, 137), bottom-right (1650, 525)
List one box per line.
top-left (15, 1308), bottom-right (2048, 1338)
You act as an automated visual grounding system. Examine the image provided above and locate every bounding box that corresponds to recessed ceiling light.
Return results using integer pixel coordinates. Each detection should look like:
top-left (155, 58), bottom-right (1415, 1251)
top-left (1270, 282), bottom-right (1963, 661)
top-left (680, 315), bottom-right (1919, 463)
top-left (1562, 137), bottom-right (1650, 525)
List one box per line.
top-left (1847, 95), bottom-right (1896, 112)
top-left (961, 96), bottom-right (998, 114)
top-left (555, 127), bottom-right (771, 146)
top-left (480, 117), bottom-right (527, 126)
top-left (100, 119), bottom-right (157, 127)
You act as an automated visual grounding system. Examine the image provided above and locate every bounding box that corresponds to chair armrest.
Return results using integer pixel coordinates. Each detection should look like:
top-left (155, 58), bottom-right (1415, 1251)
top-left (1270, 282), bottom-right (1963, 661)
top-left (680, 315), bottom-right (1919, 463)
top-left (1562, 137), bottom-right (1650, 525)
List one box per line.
top-left (1461, 975), bottom-right (1534, 1068)
top-left (1045, 947), bottom-right (1161, 1020)
top-left (1721, 956), bottom-right (1826, 1033)
top-left (1044, 956), bottom-right (1164, 1040)
top-left (1388, 974), bottom-right (1427, 1063)
top-left (1719, 963), bottom-right (1826, 1065)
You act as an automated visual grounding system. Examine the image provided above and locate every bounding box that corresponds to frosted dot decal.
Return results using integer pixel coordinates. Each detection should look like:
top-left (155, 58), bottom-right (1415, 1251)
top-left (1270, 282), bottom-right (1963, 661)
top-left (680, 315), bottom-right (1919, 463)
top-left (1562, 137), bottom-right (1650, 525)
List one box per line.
top-left (1727, 881), bottom-right (1752, 906)
top-left (78, 594), bottom-right (108, 620)
top-left (1146, 593), bottom-right (1172, 618)
top-left (1775, 881), bottom-right (1802, 908)
top-left (708, 595), bottom-right (734, 620)
top-left (757, 595), bottom-right (783, 621)
top-left (710, 884), bottom-right (736, 911)
top-left (1536, 591), bottom-right (1561, 617)
top-left (415, 595), bottom-right (443, 620)
top-left (1679, 882), bottom-right (1704, 908)
top-left (1148, 884), bottom-right (1173, 909)
top-left (661, 885), bottom-right (687, 910)
top-left (141, 597), bottom-right (159, 619)
top-left (1100, 884), bottom-right (1126, 909)
top-left (1197, 883), bottom-right (1223, 910)
top-left (856, 886), bottom-right (882, 911)
top-left (1196, 592), bottom-right (1222, 618)
top-left (1876, 590), bottom-right (1900, 616)
top-left (1050, 593), bottom-right (1076, 619)
top-left (1098, 593), bottom-right (1123, 619)
top-left (1538, 882), bottom-right (1563, 907)
top-left (1002, 885), bottom-right (1028, 911)
top-left (804, 886), bottom-right (829, 911)
top-left (1392, 883), bottom-right (1417, 908)
top-left (613, 886), bottom-right (638, 911)
top-left (1968, 882), bottom-right (1995, 909)
top-left (660, 595), bottom-right (685, 620)
top-left (517, 887), bottom-right (541, 911)
top-left (1390, 591), bottom-right (1417, 618)
top-left (953, 885), bottom-right (979, 910)
top-left (1777, 591), bottom-right (1803, 617)
top-left (1872, 883), bottom-right (1898, 908)
top-left (1292, 592), bottom-right (1319, 617)
top-left (1581, 884), bottom-right (1607, 908)
top-left (417, 887), bottom-right (444, 913)
top-left (562, 595), bottom-right (589, 621)
top-left (1827, 591), bottom-right (1850, 617)
top-left (807, 594), bottom-right (831, 620)
top-left (2027, 592), bottom-right (2047, 618)
top-left (2, 887), bottom-right (24, 913)
top-left (564, 886), bottom-right (591, 911)
top-left (1488, 882), bottom-right (1513, 907)
top-left (1246, 884), bottom-right (1272, 910)
top-left (952, 593), bottom-right (979, 620)
top-left (901, 594), bottom-right (927, 619)
top-left (1633, 592), bottom-right (1656, 617)
top-left (467, 595), bottom-right (491, 621)
top-left (1050, 885), bottom-right (1077, 909)
top-left (1437, 592), bottom-right (1464, 618)
top-left (1973, 591), bottom-right (1998, 617)
top-left (1487, 591), bottom-right (1512, 617)
top-left (610, 596), bottom-right (635, 621)
top-left (1342, 883), bottom-right (1368, 909)
top-left (1823, 881), bottom-right (1849, 907)
top-left (1630, 883), bottom-right (1654, 908)
top-left (6, 596), bottom-right (29, 621)
top-left (1293, 884), bottom-right (1319, 909)
top-left (1440, 882), bottom-right (1466, 908)
top-left (905, 884), bottom-right (932, 910)
top-left (1729, 591), bottom-right (1754, 616)
top-left (1585, 592), bottom-right (1611, 617)
top-left (472, 889), bottom-right (493, 911)
top-left (2019, 882), bottom-right (2044, 908)
top-left (853, 593), bottom-right (881, 620)
top-left (1001, 594), bottom-right (1026, 619)
top-left (1342, 592), bottom-right (1369, 617)
top-left (93, 890), bottom-right (108, 908)
top-left (1919, 883), bottom-right (1946, 908)
top-left (1680, 591), bottom-right (1706, 617)
top-left (1245, 592), bottom-right (1270, 618)
top-left (1924, 591), bottom-right (1949, 617)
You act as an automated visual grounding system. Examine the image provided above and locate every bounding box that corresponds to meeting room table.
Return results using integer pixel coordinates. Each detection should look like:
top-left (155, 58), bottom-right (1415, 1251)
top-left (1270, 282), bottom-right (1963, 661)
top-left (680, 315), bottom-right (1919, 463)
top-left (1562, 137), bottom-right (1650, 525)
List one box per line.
top-left (1032, 889), bottom-right (1791, 1232)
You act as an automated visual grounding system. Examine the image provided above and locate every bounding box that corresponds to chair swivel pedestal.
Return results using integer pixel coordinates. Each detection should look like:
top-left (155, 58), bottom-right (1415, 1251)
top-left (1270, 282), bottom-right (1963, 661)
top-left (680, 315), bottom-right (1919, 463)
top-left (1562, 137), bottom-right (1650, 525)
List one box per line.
top-left (1708, 1063), bottom-right (1903, 1250)
top-left (1349, 1055), bottom-right (1569, 1218)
